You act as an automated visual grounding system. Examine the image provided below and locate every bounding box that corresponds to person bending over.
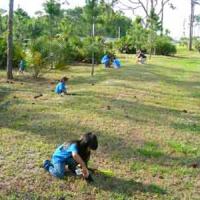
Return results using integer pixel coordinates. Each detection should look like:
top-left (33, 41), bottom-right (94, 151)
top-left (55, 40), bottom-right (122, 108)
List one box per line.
top-left (136, 50), bottom-right (146, 64)
top-left (43, 132), bottom-right (98, 182)
top-left (55, 77), bottom-right (68, 95)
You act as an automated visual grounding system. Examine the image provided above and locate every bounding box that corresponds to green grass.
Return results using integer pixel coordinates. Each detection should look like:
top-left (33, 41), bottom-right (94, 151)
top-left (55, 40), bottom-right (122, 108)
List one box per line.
top-left (0, 48), bottom-right (200, 199)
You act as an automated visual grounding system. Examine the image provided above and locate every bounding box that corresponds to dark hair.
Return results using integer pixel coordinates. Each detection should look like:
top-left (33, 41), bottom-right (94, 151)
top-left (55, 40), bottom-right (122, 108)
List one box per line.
top-left (80, 132), bottom-right (98, 150)
top-left (61, 76), bottom-right (68, 82)
top-left (70, 132), bottom-right (98, 165)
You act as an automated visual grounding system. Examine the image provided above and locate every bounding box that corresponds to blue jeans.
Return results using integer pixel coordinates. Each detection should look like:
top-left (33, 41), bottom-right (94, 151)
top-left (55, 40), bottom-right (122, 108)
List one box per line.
top-left (49, 158), bottom-right (77, 178)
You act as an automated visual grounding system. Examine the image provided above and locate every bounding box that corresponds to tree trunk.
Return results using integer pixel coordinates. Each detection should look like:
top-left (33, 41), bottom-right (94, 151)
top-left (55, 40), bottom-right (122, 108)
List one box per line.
top-left (160, 0), bottom-right (164, 36)
top-left (189, 0), bottom-right (194, 50)
top-left (91, 18), bottom-right (95, 76)
top-left (7, 0), bottom-right (14, 79)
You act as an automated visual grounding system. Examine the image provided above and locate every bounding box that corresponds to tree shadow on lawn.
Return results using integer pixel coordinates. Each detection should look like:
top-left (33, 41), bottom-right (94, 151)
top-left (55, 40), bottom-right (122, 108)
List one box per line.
top-left (172, 122), bottom-right (200, 135)
top-left (0, 86), bottom-right (11, 99)
top-left (0, 88), bottom-right (199, 168)
top-left (71, 90), bottom-right (200, 129)
top-left (0, 86), bottom-right (13, 110)
top-left (70, 63), bottom-right (200, 98)
top-left (89, 171), bottom-right (167, 196)
top-left (0, 105), bottom-right (198, 168)
top-left (1, 102), bottom-right (200, 198)
top-left (0, 107), bottom-right (168, 197)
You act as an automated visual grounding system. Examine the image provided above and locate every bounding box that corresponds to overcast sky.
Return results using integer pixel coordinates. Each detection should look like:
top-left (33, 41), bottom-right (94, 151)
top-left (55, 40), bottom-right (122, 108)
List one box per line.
top-left (1, 0), bottom-right (200, 39)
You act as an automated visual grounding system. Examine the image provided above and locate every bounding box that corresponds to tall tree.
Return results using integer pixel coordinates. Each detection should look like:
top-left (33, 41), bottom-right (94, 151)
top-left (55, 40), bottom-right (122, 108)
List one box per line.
top-left (43, 0), bottom-right (62, 68)
top-left (189, 0), bottom-right (200, 50)
top-left (160, 0), bottom-right (175, 35)
top-left (127, 16), bottom-right (147, 50)
top-left (14, 8), bottom-right (30, 43)
top-left (7, 0), bottom-right (14, 79)
top-left (146, 8), bottom-right (161, 58)
top-left (116, 0), bottom-right (173, 31)
top-left (85, 0), bottom-right (99, 76)
top-left (43, 0), bottom-right (62, 37)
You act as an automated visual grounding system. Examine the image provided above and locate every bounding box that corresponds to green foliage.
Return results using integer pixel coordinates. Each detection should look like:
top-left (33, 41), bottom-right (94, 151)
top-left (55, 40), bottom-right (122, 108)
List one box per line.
top-left (126, 16), bottom-right (148, 50)
top-left (81, 36), bottom-right (106, 63)
top-left (28, 17), bottom-right (49, 39)
top-left (13, 42), bottom-right (25, 68)
top-left (155, 36), bottom-right (177, 56)
top-left (179, 37), bottom-right (189, 47)
top-left (168, 141), bottom-right (198, 155)
top-left (26, 36), bottom-right (50, 78)
top-left (84, 0), bottom-right (99, 23)
top-left (0, 35), bottom-right (24, 69)
top-left (117, 14), bottom-right (175, 56)
top-left (52, 35), bottom-right (82, 66)
top-left (116, 37), bottom-right (136, 54)
top-left (146, 9), bottom-right (161, 55)
top-left (137, 142), bottom-right (164, 158)
top-left (43, 0), bottom-right (62, 18)
top-left (0, 36), bottom-right (7, 69)
top-left (194, 37), bottom-right (200, 52)
top-left (14, 8), bottom-right (31, 43)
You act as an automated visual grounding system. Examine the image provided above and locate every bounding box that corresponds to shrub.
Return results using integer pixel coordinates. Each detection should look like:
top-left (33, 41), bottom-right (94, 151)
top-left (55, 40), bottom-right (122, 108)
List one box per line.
top-left (155, 36), bottom-right (176, 56)
top-left (81, 36), bottom-right (106, 63)
top-left (0, 37), bottom-right (7, 69)
top-left (26, 36), bottom-right (50, 78)
top-left (0, 36), bottom-right (24, 69)
top-left (194, 37), bottom-right (200, 52)
top-left (179, 37), bottom-right (188, 47)
top-left (115, 37), bottom-right (136, 54)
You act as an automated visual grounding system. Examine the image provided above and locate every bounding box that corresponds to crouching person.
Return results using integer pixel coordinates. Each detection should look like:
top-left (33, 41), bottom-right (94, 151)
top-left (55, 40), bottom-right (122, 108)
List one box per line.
top-left (43, 132), bottom-right (98, 182)
top-left (113, 56), bottom-right (121, 69)
top-left (55, 77), bottom-right (68, 95)
top-left (136, 50), bottom-right (147, 64)
top-left (101, 54), bottom-right (111, 68)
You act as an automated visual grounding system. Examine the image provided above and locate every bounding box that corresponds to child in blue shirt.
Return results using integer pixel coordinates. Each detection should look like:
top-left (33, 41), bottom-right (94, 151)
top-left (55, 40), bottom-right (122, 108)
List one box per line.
top-left (101, 54), bottom-right (111, 68)
top-left (55, 77), bottom-right (68, 94)
top-left (43, 132), bottom-right (98, 182)
top-left (113, 56), bottom-right (121, 69)
top-left (18, 59), bottom-right (26, 74)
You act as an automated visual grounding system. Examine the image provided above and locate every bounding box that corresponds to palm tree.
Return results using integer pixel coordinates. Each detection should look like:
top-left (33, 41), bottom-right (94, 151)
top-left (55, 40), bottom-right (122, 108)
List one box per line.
top-left (7, 0), bottom-right (14, 79)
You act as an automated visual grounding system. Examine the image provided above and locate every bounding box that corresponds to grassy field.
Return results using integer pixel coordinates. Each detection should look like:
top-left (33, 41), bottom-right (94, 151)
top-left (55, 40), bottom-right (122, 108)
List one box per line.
top-left (0, 49), bottom-right (200, 200)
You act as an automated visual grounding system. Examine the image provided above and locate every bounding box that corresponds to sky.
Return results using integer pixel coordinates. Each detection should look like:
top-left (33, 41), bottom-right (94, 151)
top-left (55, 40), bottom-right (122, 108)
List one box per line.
top-left (1, 0), bottom-right (200, 39)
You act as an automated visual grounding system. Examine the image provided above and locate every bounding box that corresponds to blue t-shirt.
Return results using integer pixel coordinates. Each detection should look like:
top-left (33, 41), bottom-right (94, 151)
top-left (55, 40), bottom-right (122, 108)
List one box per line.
top-left (52, 143), bottom-right (78, 164)
top-left (101, 55), bottom-right (110, 64)
top-left (113, 59), bottom-right (121, 68)
top-left (55, 82), bottom-right (67, 94)
top-left (19, 60), bottom-right (25, 70)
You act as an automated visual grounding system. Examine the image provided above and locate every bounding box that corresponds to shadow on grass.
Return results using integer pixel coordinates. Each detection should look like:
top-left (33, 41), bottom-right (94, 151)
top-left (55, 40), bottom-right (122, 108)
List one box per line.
top-left (0, 86), bottom-right (13, 110)
top-left (64, 90), bottom-right (200, 133)
top-left (0, 87), bottom-right (199, 161)
top-left (90, 171), bottom-right (166, 196)
top-left (0, 104), bottom-right (198, 169)
top-left (172, 122), bottom-right (200, 135)
top-left (69, 63), bottom-right (200, 100)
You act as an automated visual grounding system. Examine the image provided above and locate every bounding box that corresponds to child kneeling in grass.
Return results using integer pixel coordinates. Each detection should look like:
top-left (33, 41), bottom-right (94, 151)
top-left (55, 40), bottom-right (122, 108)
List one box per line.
top-left (55, 77), bottom-right (68, 95)
top-left (43, 132), bottom-right (98, 182)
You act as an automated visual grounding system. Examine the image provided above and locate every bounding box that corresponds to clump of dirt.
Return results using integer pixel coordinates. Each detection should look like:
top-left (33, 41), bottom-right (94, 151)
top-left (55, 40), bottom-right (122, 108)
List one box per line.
top-left (189, 163), bottom-right (199, 168)
top-left (107, 105), bottom-right (111, 110)
top-left (6, 80), bottom-right (14, 84)
top-left (34, 94), bottom-right (43, 99)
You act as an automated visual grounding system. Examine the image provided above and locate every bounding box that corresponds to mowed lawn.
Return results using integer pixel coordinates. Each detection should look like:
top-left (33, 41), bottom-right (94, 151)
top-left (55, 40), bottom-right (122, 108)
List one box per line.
top-left (0, 49), bottom-right (200, 200)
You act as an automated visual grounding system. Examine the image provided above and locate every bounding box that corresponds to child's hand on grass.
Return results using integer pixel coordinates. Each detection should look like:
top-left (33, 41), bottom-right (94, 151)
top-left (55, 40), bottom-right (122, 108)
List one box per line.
top-left (82, 167), bottom-right (89, 178)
